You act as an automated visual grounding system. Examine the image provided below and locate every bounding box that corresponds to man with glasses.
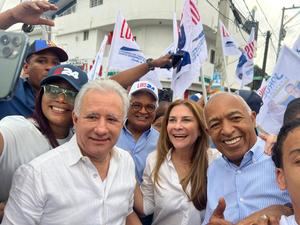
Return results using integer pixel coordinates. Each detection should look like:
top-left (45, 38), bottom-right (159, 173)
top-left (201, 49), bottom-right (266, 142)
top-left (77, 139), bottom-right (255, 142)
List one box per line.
top-left (116, 81), bottom-right (159, 225)
top-left (117, 81), bottom-right (159, 184)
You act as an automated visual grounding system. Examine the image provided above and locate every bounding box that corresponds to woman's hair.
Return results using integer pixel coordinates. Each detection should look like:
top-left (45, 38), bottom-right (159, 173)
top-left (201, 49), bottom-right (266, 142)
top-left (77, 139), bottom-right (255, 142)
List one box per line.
top-left (73, 79), bottom-right (129, 121)
top-left (272, 119), bottom-right (300, 168)
top-left (31, 88), bottom-right (59, 148)
top-left (153, 99), bottom-right (209, 210)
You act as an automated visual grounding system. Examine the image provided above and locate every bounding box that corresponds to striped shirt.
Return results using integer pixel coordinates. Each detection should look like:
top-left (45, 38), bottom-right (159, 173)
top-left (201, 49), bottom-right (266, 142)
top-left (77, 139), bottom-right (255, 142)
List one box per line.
top-left (202, 138), bottom-right (290, 224)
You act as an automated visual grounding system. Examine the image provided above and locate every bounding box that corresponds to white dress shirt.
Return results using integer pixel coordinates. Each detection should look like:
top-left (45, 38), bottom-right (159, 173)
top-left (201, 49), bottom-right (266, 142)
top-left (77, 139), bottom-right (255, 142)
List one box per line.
top-left (141, 150), bottom-right (204, 225)
top-left (280, 215), bottom-right (298, 225)
top-left (2, 135), bottom-right (136, 225)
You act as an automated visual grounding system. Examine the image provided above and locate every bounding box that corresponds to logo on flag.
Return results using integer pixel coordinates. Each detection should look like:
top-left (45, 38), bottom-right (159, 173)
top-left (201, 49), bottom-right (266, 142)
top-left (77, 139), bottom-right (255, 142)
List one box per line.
top-left (107, 11), bottom-right (162, 88)
top-left (219, 20), bottom-right (241, 56)
top-left (257, 46), bottom-right (300, 135)
top-left (235, 27), bottom-right (255, 86)
top-left (171, 0), bottom-right (207, 99)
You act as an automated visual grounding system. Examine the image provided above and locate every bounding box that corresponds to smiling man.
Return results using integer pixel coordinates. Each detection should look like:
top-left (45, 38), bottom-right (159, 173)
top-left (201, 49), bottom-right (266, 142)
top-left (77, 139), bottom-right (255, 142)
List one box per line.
top-left (2, 79), bottom-right (138, 225)
top-left (116, 81), bottom-right (159, 184)
top-left (202, 92), bottom-right (290, 224)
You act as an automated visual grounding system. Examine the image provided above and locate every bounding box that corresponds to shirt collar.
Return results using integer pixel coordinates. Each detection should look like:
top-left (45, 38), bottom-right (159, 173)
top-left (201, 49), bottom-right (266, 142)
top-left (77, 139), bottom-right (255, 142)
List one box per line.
top-left (222, 137), bottom-right (265, 168)
top-left (123, 119), bottom-right (152, 136)
top-left (65, 135), bottom-right (120, 167)
top-left (65, 135), bottom-right (83, 166)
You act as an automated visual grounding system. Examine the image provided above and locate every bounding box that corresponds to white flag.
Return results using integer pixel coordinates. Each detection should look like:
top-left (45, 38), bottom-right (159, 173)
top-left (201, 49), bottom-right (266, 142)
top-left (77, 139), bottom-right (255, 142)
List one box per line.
top-left (219, 20), bottom-right (241, 56)
top-left (88, 35), bottom-right (108, 80)
top-left (256, 77), bottom-right (268, 98)
top-left (292, 35), bottom-right (300, 56)
top-left (235, 27), bottom-right (256, 86)
top-left (172, 0), bottom-right (208, 99)
top-left (107, 11), bottom-right (162, 88)
top-left (256, 46), bottom-right (300, 135)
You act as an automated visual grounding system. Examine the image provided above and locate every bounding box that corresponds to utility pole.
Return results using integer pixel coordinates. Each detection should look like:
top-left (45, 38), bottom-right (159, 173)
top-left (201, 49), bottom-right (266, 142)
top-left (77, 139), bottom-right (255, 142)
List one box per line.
top-left (262, 31), bottom-right (271, 76)
top-left (214, 0), bottom-right (230, 86)
top-left (277, 5), bottom-right (300, 60)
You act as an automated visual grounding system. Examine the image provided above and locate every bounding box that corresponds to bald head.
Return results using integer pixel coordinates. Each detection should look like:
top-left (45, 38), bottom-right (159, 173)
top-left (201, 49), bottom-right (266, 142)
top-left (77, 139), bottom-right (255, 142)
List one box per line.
top-left (204, 92), bottom-right (257, 166)
top-left (205, 92), bottom-right (252, 116)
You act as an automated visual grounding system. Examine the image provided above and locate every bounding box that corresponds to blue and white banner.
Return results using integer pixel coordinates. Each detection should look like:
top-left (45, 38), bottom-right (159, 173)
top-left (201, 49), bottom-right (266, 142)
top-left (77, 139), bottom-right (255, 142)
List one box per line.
top-left (292, 35), bottom-right (300, 56)
top-left (235, 27), bottom-right (255, 86)
top-left (257, 46), bottom-right (300, 135)
top-left (219, 20), bottom-right (241, 56)
top-left (107, 11), bottom-right (162, 88)
top-left (172, 0), bottom-right (207, 99)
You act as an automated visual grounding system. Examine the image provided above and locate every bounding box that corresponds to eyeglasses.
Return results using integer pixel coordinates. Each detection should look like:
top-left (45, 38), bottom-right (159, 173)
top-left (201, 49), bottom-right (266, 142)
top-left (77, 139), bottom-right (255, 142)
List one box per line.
top-left (43, 84), bottom-right (78, 105)
top-left (130, 102), bottom-right (156, 113)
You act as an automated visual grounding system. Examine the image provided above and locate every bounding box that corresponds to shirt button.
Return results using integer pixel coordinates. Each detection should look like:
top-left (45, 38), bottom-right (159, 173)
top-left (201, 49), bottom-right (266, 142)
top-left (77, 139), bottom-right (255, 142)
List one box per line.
top-left (93, 174), bottom-right (98, 178)
top-left (240, 197), bottom-right (244, 202)
top-left (237, 170), bottom-right (241, 174)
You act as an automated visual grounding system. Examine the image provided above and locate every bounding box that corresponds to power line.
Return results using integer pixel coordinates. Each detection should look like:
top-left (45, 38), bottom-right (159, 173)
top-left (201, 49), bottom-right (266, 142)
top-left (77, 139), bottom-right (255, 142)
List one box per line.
top-left (255, 0), bottom-right (279, 41)
top-left (206, 0), bottom-right (247, 43)
top-left (242, 0), bottom-right (255, 21)
top-left (206, 0), bottom-right (234, 23)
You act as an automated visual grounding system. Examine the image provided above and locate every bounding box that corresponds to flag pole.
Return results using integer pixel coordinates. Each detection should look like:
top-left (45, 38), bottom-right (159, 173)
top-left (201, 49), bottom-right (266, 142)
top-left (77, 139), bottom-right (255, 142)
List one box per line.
top-left (200, 68), bottom-right (208, 103)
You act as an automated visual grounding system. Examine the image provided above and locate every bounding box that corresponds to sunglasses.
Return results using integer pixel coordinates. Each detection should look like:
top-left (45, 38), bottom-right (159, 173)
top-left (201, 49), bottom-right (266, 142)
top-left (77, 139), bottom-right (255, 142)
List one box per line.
top-left (130, 102), bottom-right (156, 113)
top-left (43, 84), bottom-right (78, 104)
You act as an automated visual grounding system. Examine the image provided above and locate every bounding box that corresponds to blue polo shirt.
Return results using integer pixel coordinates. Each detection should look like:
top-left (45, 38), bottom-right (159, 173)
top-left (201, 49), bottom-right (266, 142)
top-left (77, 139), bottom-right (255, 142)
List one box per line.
top-left (0, 78), bottom-right (35, 120)
top-left (116, 122), bottom-right (159, 183)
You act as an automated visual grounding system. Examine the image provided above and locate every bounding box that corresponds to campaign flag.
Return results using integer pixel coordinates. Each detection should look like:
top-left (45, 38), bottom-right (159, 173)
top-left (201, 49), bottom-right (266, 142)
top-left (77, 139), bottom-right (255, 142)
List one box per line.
top-left (235, 27), bottom-right (255, 86)
top-left (107, 11), bottom-right (162, 88)
top-left (256, 46), bottom-right (300, 135)
top-left (219, 20), bottom-right (241, 56)
top-left (172, 0), bottom-right (208, 99)
top-left (292, 35), bottom-right (300, 56)
top-left (256, 77), bottom-right (268, 98)
top-left (88, 35), bottom-right (108, 80)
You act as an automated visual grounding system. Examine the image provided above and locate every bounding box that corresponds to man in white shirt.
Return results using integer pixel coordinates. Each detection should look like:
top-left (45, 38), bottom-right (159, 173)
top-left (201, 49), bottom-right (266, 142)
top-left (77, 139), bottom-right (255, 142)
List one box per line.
top-left (1, 80), bottom-right (139, 225)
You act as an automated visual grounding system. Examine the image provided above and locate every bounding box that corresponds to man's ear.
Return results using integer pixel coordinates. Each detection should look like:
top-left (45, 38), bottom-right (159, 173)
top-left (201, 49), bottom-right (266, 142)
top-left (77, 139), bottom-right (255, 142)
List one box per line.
top-left (72, 111), bottom-right (78, 128)
top-left (276, 168), bottom-right (287, 190)
top-left (23, 62), bottom-right (29, 74)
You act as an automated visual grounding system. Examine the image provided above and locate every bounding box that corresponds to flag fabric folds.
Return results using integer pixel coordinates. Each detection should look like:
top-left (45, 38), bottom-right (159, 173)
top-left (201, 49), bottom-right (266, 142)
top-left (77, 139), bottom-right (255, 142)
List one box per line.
top-left (172, 0), bottom-right (208, 99)
top-left (219, 20), bottom-right (241, 56)
top-left (292, 35), bottom-right (300, 56)
top-left (256, 46), bottom-right (300, 135)
top-left (107, 11), bottom-right (162, 88)
top-left (88, 35), bottom-right (108, 80)
top-left (235, 27), bottom-right (255, 86)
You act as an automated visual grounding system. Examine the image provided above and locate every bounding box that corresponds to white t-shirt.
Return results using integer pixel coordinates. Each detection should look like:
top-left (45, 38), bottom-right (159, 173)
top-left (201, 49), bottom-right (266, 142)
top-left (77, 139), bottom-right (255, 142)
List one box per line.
top-left (280, 215), bottom-right (299, 225)
top-left (0, 116), bottom-right (72, 202)
top-left (2, 135), bottom-right (136, 225)
top-left (141, 150), bottom-right (205, 225)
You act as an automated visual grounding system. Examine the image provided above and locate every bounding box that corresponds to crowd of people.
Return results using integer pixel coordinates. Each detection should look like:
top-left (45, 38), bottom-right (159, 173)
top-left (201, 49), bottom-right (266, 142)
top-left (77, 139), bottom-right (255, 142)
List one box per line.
top-left (0, 1), bottom-right (300, 225)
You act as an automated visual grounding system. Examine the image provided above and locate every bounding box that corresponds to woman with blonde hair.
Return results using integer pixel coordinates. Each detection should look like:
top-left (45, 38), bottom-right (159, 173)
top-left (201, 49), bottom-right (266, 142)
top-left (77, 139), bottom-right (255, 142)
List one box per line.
top-left (135, 99), bottom-right (210, 225)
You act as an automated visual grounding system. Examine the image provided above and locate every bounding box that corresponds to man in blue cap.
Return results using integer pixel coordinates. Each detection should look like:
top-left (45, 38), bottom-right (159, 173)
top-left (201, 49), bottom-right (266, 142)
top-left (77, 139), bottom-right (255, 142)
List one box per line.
top-left (0, 39), bottom-right (69, 119)
top-left (0, 38), bottom-right (171, 119)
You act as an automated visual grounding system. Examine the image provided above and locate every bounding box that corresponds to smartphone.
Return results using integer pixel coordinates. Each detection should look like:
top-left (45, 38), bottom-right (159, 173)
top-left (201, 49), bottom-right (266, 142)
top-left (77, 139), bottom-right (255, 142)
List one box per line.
top-left (161, 52), bottom-right (184, 70)
top-left (0, 30), bottom-right (29, 100)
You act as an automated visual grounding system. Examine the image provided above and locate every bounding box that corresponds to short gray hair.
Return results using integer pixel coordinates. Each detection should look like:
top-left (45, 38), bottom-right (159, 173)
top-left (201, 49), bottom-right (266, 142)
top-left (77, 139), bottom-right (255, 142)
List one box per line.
top-left (73, 79), bottom-right (129, 120)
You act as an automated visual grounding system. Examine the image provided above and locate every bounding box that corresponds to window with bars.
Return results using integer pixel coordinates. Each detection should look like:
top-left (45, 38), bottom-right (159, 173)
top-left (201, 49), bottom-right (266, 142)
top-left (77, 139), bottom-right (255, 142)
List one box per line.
top-left (90, 0), bottom-right (103, 8)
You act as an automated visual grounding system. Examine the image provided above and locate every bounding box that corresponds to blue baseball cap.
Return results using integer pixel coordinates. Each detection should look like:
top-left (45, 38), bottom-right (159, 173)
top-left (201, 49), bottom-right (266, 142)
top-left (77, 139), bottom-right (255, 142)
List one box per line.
top-left (26, 39), bottom-right (68, 62)
top-left (40, 64), bottom-right (88, 91)
top-left (189, 93), bottom-right (202, 102)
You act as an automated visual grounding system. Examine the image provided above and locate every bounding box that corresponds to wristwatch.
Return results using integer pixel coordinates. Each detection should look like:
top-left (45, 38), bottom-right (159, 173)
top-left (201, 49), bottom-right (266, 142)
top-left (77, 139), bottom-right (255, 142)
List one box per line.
top-left (146, 58), bottom-right (155, 71)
